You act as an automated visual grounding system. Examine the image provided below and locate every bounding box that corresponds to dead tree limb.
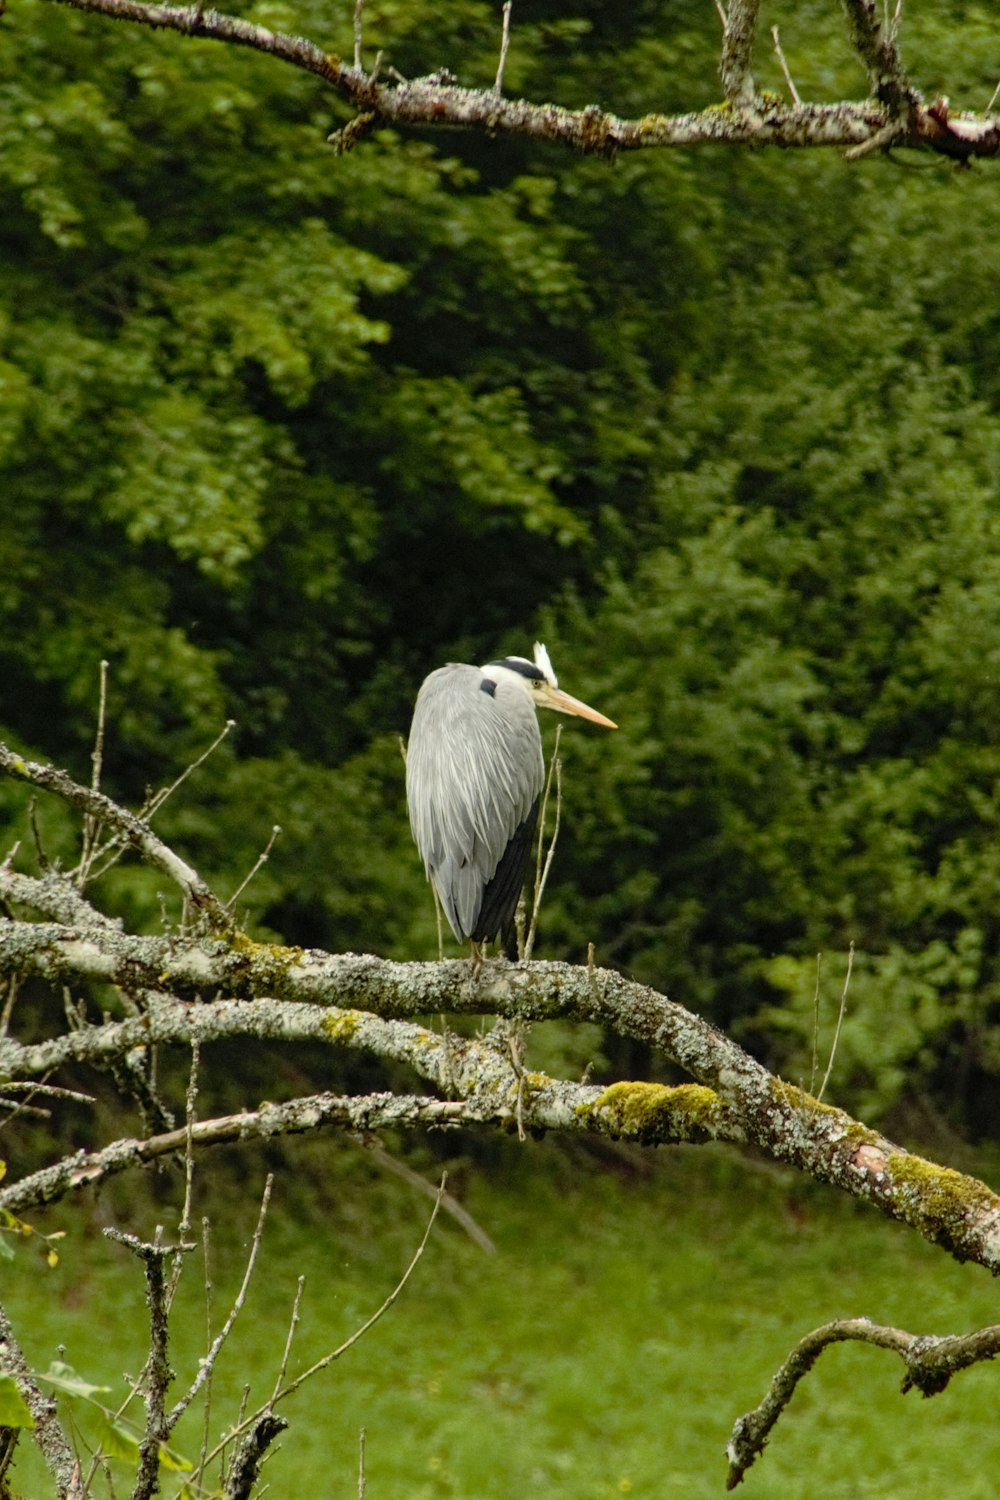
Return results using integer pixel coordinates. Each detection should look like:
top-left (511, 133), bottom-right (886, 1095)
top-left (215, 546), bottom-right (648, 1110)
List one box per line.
top-left (25, 0), bottom-right (1000, 160)
top-left (726, 1315), bottom-right (1000, 1488)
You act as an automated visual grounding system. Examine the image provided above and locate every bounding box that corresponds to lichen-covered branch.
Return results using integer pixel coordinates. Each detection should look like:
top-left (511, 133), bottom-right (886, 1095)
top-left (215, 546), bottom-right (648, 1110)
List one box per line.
top-left (222, 1413), bottom-right (288, 1500)
top-left (0, 745), bottom-right (230, 931)
top-left (841, 0), bottom-right (916, 113)
top-left (1, 908), bottom-right (1000, 1273)
top-left (726, 1315), bottom-right (1000, 1488)
top-left (26, 0), bottom-right (1000, 159)
top-left (0, 1297), bottom-right (78, 1498)
top-left (105, 1230), bottom-right (177, 1500)
top-left (0, 1090), bottom-right (472, 1212)
top-left (718, 0), bottom-right (760, 107)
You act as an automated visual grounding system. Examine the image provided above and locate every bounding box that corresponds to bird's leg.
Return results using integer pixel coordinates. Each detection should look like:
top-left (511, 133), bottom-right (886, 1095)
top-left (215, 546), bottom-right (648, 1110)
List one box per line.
top-left (468, 939), bottom-right (485, 976)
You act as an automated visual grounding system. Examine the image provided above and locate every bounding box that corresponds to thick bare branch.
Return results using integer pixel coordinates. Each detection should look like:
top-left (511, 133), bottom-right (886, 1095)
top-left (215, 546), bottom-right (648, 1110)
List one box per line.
top-left (1, 919), bottom-right (999, 1272)
top-left (841, 0), bottom-right (916, 113)
top-left (718, 0), bottom-right (760, 107)
top-left (727, 1315), bottom-right (1000, 1488)
top-left (222, 1413), bottom-right (288, 1500)
top-left (26, 0), bottom-right (1000, 159)
top-left (103, 1230), bottom-right (179, 1500)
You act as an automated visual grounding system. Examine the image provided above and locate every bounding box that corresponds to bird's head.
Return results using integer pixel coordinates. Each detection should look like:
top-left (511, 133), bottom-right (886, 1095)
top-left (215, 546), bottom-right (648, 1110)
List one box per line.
top-left (480, 642), bottom-right (617, 728)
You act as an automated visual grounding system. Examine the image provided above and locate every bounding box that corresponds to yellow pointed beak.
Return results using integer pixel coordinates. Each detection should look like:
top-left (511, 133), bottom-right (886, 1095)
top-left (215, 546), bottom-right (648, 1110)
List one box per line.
top-left (537, 683), bottom-right (617, 729)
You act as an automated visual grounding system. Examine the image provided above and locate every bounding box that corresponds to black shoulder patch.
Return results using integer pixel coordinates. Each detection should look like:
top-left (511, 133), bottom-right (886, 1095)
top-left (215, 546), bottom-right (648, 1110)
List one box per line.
top-left (479, 677), bottom-right (497, 697)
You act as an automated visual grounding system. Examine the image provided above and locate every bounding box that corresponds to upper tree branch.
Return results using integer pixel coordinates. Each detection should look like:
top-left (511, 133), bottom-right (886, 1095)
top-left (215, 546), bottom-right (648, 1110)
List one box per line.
top-left (28, 0), bottom-right (1000, 159)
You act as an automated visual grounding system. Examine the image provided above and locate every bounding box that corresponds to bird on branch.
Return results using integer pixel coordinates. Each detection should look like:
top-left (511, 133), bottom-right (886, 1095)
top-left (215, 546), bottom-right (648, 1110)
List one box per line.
top-left (406, 642), bottom-right (616, 958)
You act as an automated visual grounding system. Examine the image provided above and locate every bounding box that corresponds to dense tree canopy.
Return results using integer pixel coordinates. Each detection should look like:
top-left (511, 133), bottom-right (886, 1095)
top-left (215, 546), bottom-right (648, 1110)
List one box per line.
top-left (3, 0), bottom-right (1000, 1133)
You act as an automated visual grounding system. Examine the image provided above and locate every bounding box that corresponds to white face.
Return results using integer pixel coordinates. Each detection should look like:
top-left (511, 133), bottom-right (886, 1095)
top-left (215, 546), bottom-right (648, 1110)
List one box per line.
top-left (478, 645), bottom-right (617, 729)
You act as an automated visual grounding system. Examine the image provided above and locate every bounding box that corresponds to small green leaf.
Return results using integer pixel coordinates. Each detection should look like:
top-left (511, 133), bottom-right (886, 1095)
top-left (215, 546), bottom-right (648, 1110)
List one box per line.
top-left (0, 1236), bottom-right (14, 1262)
top-left (0, 1375), bottom-right (35, 1429)
top-left (96, 1412), bottom-right (140, 1463)
top-left (42, 1360), bottom-right (112, 1400)
top-left (159, 1440), bottom-right (194, 1473)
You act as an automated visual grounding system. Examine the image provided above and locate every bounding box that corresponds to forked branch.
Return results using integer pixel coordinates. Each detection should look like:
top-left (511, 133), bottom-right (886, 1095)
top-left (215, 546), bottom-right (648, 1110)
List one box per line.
top-left (726, 1315), bottom-right (1000, 1488)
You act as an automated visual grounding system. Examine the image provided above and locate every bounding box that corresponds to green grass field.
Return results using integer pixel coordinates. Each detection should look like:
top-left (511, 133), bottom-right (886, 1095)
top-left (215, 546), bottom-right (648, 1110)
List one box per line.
top-left (5, 1136), bottom-right (1000, 1498)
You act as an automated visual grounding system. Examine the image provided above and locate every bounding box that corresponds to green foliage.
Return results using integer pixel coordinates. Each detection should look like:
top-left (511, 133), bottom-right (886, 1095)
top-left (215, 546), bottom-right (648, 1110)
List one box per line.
top-left (5, 0), bottom-right (1000, 1124)
top-left (0, 1374), bottom-right (34, 1430)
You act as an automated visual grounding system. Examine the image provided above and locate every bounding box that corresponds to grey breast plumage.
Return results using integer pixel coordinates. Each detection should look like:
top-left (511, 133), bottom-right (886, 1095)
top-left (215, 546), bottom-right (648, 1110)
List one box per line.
top-left (406, 663), bottom-right (544, 946)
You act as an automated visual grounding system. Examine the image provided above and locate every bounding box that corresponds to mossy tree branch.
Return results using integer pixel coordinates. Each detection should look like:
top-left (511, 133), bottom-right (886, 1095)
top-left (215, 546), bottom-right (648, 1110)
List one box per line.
top-left (1, 887), bottom-right (1000, 1274)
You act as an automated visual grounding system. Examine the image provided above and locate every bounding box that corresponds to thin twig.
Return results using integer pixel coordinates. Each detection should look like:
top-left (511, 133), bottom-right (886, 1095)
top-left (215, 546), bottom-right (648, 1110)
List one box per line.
top-left (196, 1216), bottom-right (215, 1497)
top-left (524, 724), bottom-right (562, 962)
top-left (817, 942), bottom-right (853, 1103)
top-left (226, 825), bottom-right (281, 911)
top-left (0, 1080), bottom-right (94, 1103)
top-left (809, 952), bottom-right (822, 1095)
top-left (358, 1428), bottom-right (366, 1500)
top-left (83, 719), bottom-right (237, 889)
top-left (167, 1041), bottom-right (201, 1307)
top-left (352, 0), bottom-right (362, 70)
top-left (275, 1173), bottom-right (445, 1399)
top-left (269, 1277), bottom-right (305, 1406)
top-left (168, 1175), bottom-right (274, 1430)
top-left (771, 25), bottom-right (801, 105)
top-left (494, 1), bottom-right (512, 94)
top-left (143, 719), bottom-right (237, 824)
top-left (987, 78), bottom-right (1000, 114)
top-left (78, 659), bottom-right (110, 890)
top-left (206, 1176), bottom-right (446, 1469)
top-left (361, 1140), bottom-right (496, 1253)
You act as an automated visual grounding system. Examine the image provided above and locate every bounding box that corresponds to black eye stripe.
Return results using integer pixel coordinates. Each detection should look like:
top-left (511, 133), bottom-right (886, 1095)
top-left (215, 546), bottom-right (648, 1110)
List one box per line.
top-left (486, 657), bottom-right (545, 683)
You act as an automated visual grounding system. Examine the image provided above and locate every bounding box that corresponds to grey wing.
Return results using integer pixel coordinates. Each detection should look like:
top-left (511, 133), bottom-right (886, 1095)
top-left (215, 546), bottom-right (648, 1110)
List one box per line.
top-left (406, 665), bottom-right (544, 942)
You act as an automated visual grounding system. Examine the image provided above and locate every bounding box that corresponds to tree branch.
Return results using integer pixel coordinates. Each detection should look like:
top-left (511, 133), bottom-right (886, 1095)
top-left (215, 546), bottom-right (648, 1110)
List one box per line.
top-left (718, 0), bottom-right (760, 107)
top-left (841, 0), bottom-right (916, 113)
top-left (0, 746), bottom-right (231, 932)
top-left (0, 1297), bottom-right (79, 1499)
top-left (103, 1230), bottom-right (178, 1500)
top-left (1, 930), bottom-right (999, 1275)
top-left (222, 1413), bottom-right (288, 1500)
top-left (26, 0), bottom-right (1000, 159)
top-left (726, 1315), bottom-right (1000, 1488)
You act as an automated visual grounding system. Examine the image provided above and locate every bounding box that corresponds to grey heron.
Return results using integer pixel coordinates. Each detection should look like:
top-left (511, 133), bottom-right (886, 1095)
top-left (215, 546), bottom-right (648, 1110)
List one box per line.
top-left (406, 642), bottom-right (616, 957)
